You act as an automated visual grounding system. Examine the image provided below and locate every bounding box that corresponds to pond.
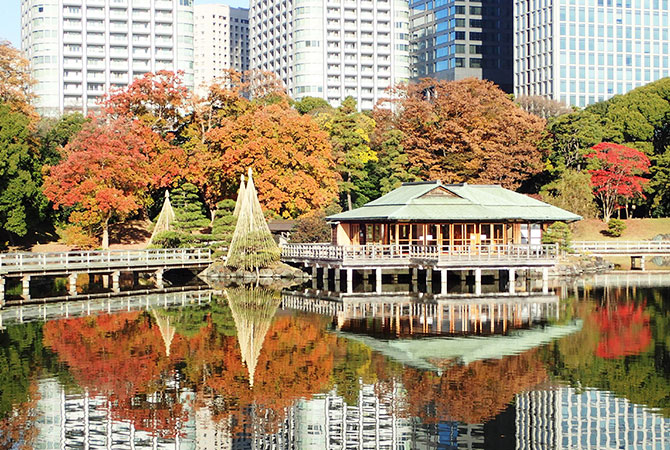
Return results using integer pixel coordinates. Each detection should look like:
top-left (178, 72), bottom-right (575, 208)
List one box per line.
top-left (0, 275), bottom-right (669, 449)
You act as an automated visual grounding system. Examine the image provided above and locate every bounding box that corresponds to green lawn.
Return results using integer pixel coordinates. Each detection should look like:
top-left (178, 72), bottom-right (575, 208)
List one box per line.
top-left (571, 218), bottom-right (670, 241)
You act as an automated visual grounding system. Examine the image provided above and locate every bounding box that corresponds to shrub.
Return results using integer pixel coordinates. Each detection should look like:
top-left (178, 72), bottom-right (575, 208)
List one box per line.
top-left (58, 225), bottom-right (98, 249)
top-left (542, 221), bottom-right (572, 252)
top-left (291, 210), bottom-right (331, 243)
top-left (607, 218), bottom-right (626, 237)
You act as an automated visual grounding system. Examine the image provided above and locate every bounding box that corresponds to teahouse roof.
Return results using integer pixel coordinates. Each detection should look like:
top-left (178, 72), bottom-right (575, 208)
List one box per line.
top-left (327, 181), bottom-right (582, 223)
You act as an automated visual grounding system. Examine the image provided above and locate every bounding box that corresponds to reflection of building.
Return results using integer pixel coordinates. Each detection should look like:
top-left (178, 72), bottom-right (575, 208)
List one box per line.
top-left (35, 378), bottom-right (197, 450)
top-left (516, 387), bottom-right (670, 449)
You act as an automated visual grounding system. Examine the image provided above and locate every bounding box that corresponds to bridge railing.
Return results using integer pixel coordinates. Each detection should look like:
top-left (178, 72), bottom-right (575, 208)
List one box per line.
top-left (0, 248), bottom-right (212, 273)
top-left (282, 243), bottom-right (559, 262)
top-left (571, 241), bottom-right (670, 254)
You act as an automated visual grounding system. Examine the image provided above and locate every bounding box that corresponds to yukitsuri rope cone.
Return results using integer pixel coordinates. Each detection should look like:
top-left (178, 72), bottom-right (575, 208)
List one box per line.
top-left (226, 168), bottom-right (280, 272)
top-left (225, 287), bottom-right (281, 387)
top-left (152, 309), bottom-right (176, 357)
top-left (149, 190), bottom-right (176, 244)
top-left (232, 174), bottom-right (245, 218)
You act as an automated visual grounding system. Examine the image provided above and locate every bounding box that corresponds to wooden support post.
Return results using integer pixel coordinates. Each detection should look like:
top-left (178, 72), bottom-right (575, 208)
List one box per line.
top-left (426, 268), bottom-right (433, 294)
top-left (346, 268), bottom-right (353, 294)
top-left (68, 273), bottom-right (78, 296)
top-left (21, 275), bottom-right (30, 300)
top-left (441, 269), bottom-right (448, 295)
top-left (112, 271), bottom-right (120, 293)
top-left (102, 273), bottom-right (109, 289)
top-left (411, 268), bottom-right (418, 292)
top-left (312, 266), bottom-right (318, 289)
top-left (156, 269), bottom-right (164, 289)
top-left (508, 268), bottom-right (516, 294)
top-left (362, 270), bottom-right (370, 290)
top-left (0, 277), bottom-right (5, 308)
top-left (323, 267), bottom-right (329, 281)
top-left (641, 256), bottom-right (646, 271)
top-left (475, 268), bottom-right (482, 296)
top-left (375, 268), bottom-right (382, 294)
top-left (542, 267), bottom-right (549, 294)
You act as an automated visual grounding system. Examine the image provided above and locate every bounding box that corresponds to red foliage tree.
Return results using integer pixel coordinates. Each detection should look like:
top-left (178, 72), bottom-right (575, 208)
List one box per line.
top-left (585, 142), bottom-right (650, 222)
top-left (43, 119), bottom-right (151, 248)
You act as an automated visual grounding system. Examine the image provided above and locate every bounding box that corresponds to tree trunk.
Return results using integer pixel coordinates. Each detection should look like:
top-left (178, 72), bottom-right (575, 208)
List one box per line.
top-left (101, 217), bottom-right (110, 249)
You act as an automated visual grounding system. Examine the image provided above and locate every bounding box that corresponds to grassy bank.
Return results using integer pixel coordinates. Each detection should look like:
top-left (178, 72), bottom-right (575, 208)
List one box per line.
top-left (571, 218), bottom-right (670, 241)
top-left (571, 218), bottom-right (670, 270)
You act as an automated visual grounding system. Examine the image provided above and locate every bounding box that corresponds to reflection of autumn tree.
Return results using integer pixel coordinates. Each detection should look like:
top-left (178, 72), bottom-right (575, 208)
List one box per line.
top-left (594, 302), bottom-right (651, 358)
top-left (543, 287), bottom-right (670, 416)
top-left (184, 304), bottom-right (336, 434)
top-left (0, 378), bottom-right (39, 450)
top-left (401, 350), bottom-right (547, 424)
top-left (43, 312), bottom-right (189, 438)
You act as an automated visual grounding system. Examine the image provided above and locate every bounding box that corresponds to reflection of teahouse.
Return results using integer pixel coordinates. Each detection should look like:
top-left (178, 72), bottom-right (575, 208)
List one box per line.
top-left (327, 181), bottom-right (581, 248)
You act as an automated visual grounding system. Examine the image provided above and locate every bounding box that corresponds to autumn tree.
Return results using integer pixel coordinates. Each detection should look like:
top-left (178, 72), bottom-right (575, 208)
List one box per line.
top-left (317, 97), bottom-right (376, 210)
top-left (202, 100), bottom-right (339, 218)
top-left (43, 119), bottom-right (151, 248)
top-left (0, 42), bottom-right (35, 117)
top-left (382, 78), bottom-right (546, 189)
top-left (585, 142), bottom-right (651, 222)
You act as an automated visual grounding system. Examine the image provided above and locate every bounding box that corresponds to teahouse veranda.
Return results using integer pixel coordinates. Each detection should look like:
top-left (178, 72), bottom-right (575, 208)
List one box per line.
top-left (326, 181), bottom-right (581, 250)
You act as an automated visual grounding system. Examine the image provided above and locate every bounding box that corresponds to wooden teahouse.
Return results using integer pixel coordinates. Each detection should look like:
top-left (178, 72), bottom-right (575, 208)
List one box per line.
top-left (327, 181), bottom-right (581, 251)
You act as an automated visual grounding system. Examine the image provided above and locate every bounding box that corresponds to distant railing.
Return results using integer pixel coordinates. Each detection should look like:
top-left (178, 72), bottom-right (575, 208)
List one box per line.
top-left (0, 248), bottom-right (212, 274)
top-left (282, 243), bottom-right (559, 262)
top-left (571, 241), bottom-right (670, 254)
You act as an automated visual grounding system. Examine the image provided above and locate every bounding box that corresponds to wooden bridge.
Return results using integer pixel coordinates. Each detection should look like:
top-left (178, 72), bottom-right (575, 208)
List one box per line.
top-left (0, 248), bottom-right (212, 306)
top-left (571, 240), bottom-right (670, 270)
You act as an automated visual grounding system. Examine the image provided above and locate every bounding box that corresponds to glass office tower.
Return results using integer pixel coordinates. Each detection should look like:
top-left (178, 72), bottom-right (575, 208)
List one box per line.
top-left (515, 0), bottom-right (670, 108)
top-left (410, 0), bottom-right (513, 93)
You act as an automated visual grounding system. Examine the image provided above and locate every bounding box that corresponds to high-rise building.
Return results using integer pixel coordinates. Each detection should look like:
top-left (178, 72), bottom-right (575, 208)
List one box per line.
top-left (21, 0), bottom-right (195, 116)
top-left (514, 0), bottom-right (670, 108)
top-left (249, 0), bottom-right (411, 110)
top-left (409, 0), bottom-right (514, 93)
top-left (194, 3), bottom-right (249, 96)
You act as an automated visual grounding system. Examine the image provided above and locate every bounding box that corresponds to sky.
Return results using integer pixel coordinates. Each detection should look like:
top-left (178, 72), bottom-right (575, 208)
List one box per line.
top-left (0, 0), bottom-right (249, 49)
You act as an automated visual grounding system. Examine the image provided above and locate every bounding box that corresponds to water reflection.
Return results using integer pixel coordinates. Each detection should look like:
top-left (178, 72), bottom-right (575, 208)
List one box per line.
top-left (0, 278), bottom-right (669, 449)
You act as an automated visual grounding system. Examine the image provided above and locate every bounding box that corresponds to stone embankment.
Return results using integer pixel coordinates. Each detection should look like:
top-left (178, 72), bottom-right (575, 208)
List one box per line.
top-left (552, 255), bottom-right (614, 277)
top-left (201, 261), bottom-right (309, 280)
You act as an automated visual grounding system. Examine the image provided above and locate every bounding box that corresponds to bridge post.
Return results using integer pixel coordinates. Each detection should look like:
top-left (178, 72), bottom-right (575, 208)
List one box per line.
top-left (21, 275), bottom-right (30, 300)
top-left (375, 268), bottom-right (382, 294)
top-left (346, 269), bottom-right (353, 294)
top-left (542, 267), bottom-right (549, 294)
top-left (155, 269), bottom-right (164, 289)
top-left (441, 269), bottom-right (448, 294)
top-left (0, 277), bottom-right (4, 308)
top-left (311, 266), bottom-right (318, 289)
top-left (426, 269), bottom-right (433, 294)
top-left (508, 269), bottom-right (516, 294)
top-left (112, 271), bottom-right (120, 293)
top-left (410, 268), bottom-right (418, 292)
top-left (68, 273), bottom-right (78, 296)
top-left (474, 268), bottom-right (482, 296)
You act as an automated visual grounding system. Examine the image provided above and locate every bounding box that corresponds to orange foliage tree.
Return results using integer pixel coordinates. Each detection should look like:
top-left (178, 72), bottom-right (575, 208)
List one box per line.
top-left (378, 78), bottom-right (546, 189)
top-left (43, 119), bottom-right (152, 248)
top-left (400, 350), bottom-right (547, 424)
top-left (202, 101), bottom-right (339, 217)
top-left (42, 312), bottom-right (189, 438)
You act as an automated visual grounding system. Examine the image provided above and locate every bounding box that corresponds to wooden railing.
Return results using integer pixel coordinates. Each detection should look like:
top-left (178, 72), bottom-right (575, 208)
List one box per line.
top-left (282, 243), bottom-right (559, 262)
top-left (571, 241), bottom-right (670, 254)
top-left (0, 248), bottom-right (212, 274)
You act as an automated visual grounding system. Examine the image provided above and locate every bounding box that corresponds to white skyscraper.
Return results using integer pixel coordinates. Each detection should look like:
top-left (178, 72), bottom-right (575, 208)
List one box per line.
top-left (21, 0), bottom-right (195, 116)
top-left (194, 3), bottom-right (249, 96)
top-left (249, 0), bottom-right (411, 110)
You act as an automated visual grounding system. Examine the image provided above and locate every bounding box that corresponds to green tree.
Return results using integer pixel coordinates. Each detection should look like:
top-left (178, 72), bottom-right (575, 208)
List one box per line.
top-left (0, 103), bottom-right (48, 242)
top-left (540, 169), bottom-right (598, 219)
top-left (546, 111), bottom-right (610, 173)
top-left (37, 112), bottom-right (88, 166)
top-left (542, 221), bottom-right (572, 252)
top-left (292, 96), bottom-right (331, 115)
top-left (317, 97), bottom-right (377, 210)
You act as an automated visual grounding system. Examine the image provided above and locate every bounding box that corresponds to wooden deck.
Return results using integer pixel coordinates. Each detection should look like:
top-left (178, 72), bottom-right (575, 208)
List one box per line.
top-left (281, 243), bottom-right (560, 269)
top-left (0, 248), bottom-right (212, 277)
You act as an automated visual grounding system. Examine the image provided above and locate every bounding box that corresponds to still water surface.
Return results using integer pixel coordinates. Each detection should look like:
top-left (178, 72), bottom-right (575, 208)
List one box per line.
top-left (1, 277), bottom-right (669, 449)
